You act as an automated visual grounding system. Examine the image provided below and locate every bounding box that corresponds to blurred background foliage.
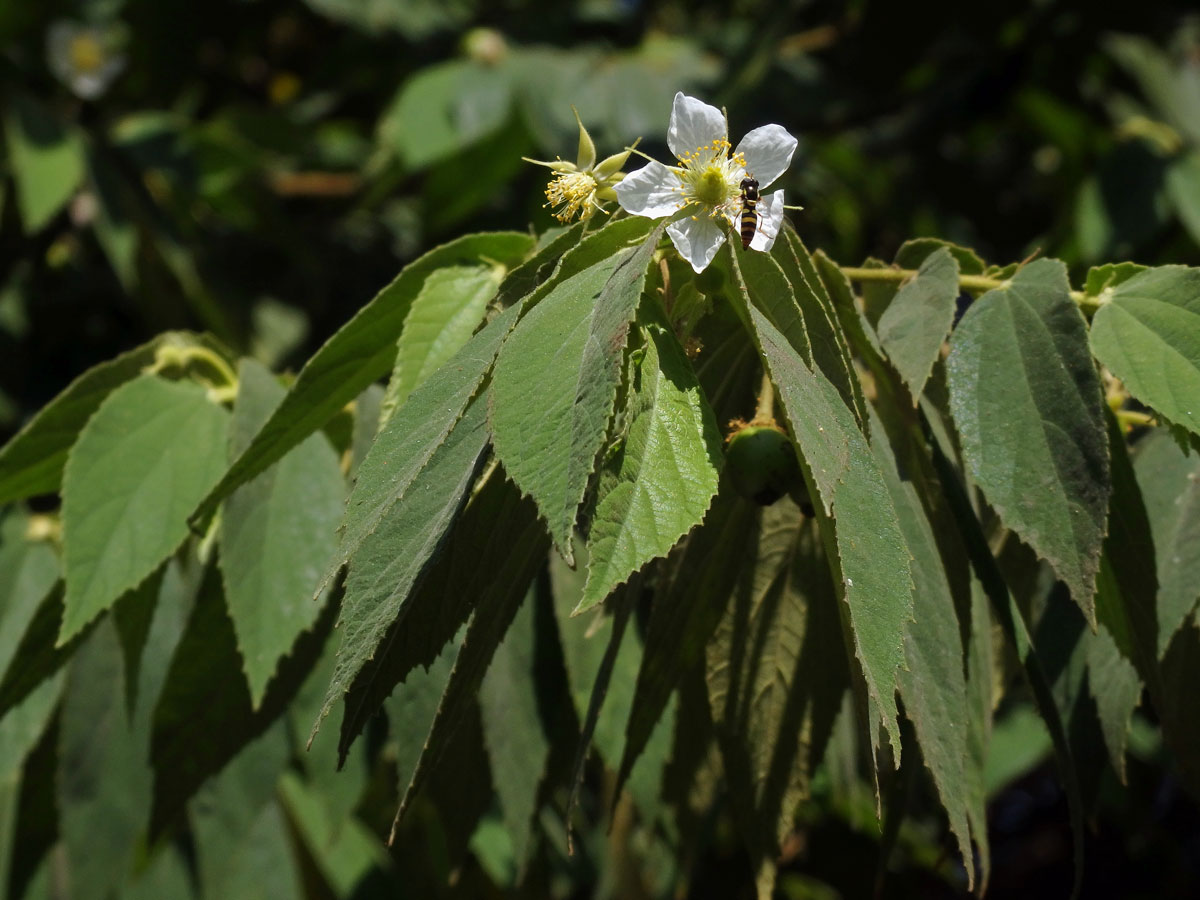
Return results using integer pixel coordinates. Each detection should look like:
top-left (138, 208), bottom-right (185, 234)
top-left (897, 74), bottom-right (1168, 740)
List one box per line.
top-left (3, 1), bottom-right (1200, 897)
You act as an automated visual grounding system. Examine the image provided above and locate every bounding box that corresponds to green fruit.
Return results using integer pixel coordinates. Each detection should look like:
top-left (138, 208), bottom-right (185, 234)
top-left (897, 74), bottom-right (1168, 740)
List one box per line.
top-left (725, 425), bottom-right (804, 506)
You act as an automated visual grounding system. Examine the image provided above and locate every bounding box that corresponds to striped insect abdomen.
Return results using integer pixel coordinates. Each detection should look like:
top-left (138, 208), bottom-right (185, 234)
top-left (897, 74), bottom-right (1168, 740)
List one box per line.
top-left (739, 177), bottom-right (760, 249)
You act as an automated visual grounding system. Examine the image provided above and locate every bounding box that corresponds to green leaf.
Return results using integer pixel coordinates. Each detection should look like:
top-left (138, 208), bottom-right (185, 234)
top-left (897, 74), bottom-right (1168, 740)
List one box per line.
top-left (869, 407), bottom-right (976, 888)
top-left (348, 383), bottom-right (383, 478)
top-left (0, 586), bottom-right (77, 720)
top-left (894, 238), bottom-right (985, 275)
top-left (389, 579), bottom-right (532, 839)
top-left (1084, 262), bottom-right (1149, 298)
top-left (317, 397), bottom-right (489, 734)
top-left (963, 583), bottom-right (993, 891)
top-left (744, 301), bottom-right (914, 759)
top-left (190, 231), bottom-right (532, 522)
top-left (1159, 619), bottom-right (1200, 799)
top-left (335, 468), bottom-right (547, 760)
top-left (491, 225), bottom-right (662, 563)
top-left (1090, 266), bottom-right (1200, 440)
top-left (385, 629), bottom-right (460, 803)
top-left (729, 243), bottom-right (812, 364)
top-left (1086, 622), bottom-right (1142, 783)
top-left (277, 772), bottom-right (388, 896)
top-left (1105, 35), bottom-right (1200, 145)
top-left (379, 59), bottom-right (514, 169)
top-left (947, 259), bottom-right (1110, 620)
top-left (58, 560), bottom-right (191, 900)
top-left (0, 674), bottom-right (62, 783)
top-left (58, 621), bottom-right (154, 900)
top-left (200, 799), bottom-right (303, 900)
top-left (3, 93), bottom-right (85, 232)
top-left (1167, 151), bottom-right (1200, 246)
top-left (322, 301), bottom-right (520, 595)
top-left (876, 247), bottom-right (959, 404)
top-left (1133, 430), bottom-right (1200, 656)
top-left (0, 516), bottom-right (60, 676)
top-left (775, 229), bottom-right (868, 428)
top-left (551, 553), bottom-right (645, 776)
top-left (615, 486), bottom-right (758, 801)
top-left (190, 723), bottom-right (292, 899)
top-left (0, 334), bottom-right (185, 504)
top-left (61, 375), bottom-right (230, 642)
top-left (150, 565), bottom-right (332, 833)
top-left (705, 502), bottom-right (847, 883)
top-left (380, 263), bottom-right (504, 425)
top-left (219, 360), bottom-right (344, 707)
top-left (478, 590), bottom-right (552, 874)
top-left (580, 325), bottom-right (722, 612)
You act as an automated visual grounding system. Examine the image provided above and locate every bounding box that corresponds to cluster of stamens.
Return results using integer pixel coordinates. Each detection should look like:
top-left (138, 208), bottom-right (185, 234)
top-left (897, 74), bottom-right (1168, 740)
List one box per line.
top-left (671, 138), bottom-right (747, 221)
top-left (544, 170), bottom-right (600, 223)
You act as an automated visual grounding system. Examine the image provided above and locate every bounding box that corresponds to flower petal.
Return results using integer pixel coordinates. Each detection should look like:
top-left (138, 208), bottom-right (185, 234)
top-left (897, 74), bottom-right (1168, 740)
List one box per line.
top-left (614, 161), bottom-right (682, 218)
top-left (667, 93), bottom-right (726, 161)
top-left (735, 124), bottom-right (798, 189)
top-left (668, 215), bottom-right (726, 272)
top-left (749, 190), bottom-right (785, 252)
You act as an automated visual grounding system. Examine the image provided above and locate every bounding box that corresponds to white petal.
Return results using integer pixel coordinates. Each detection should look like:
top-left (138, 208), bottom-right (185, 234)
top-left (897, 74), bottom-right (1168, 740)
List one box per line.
top-left (735, 124), bottom-right (798, 189)
top-left (668, 215), bottom-right (727, 273)
top-left (614, 161), bottom-right (682, 218)
top-left (667, 93), bottom-right (726, 161)
top-left (749, 190), bottom-right (785, 252)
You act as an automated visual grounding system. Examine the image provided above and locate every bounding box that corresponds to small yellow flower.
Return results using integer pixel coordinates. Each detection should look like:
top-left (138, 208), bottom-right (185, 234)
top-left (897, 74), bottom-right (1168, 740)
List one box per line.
top-left (524, 108), bottom-right (637, 223)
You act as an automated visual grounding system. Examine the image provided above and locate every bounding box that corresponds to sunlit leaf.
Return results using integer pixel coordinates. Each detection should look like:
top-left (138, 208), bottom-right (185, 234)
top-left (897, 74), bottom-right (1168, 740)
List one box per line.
top-left (61, 375), bottom-right (230, 642)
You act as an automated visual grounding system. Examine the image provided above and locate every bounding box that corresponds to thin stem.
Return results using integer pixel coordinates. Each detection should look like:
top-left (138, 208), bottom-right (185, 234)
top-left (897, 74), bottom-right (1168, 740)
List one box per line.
top-left (838, 265), bottom-right (1099, 315)
top-left (754, 370), bottom-right (775, 423)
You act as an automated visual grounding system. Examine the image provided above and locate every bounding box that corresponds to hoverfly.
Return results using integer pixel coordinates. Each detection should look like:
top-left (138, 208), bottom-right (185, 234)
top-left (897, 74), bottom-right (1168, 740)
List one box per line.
top-left (738, 176), bottom-right (761, 249)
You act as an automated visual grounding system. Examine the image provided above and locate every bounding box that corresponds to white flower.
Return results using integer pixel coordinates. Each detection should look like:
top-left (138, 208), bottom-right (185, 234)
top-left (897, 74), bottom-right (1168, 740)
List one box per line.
top-left (615, 92), bottom-right (798, 272)
top-left (46, 20), bottom-right (127, 100)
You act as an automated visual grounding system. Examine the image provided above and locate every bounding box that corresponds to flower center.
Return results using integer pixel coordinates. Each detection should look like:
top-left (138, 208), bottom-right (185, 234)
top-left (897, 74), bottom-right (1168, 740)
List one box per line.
top-left (675, 139), bottom-right (746, 217)
top-left (545, 171), bottom-right (598, 222)
top-left (68, 35), bottom-right (106, 74)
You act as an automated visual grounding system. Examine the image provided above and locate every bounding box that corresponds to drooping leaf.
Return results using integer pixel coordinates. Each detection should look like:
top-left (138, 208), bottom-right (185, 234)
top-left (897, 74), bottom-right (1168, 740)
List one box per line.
top-left (1158, 619), bottom-right (1200, 800)
top-left (946, 259), bottom-right (1110, 621)
top-left (150, 565), bottom-right (332, 833)
top-left (0, 515), bottom-right (60, 676)
top-left (775, 229), bottom-right (868, 427)
top-left (58, 559), bottom-right (192, 900)
top-left (335, 468), bottom-right (547, 758)
top-left (190, 231), bottom-right (532, 522)
top-left (478, 589), bottom-right (552, 873)
top-left (57, 621), bottom-right (150, 900)
top-left (219, 359), bottom-right (344, 707)
top-left (389, 581), bottom-right (532, 839)
top-left (189, 723), bottom-right (292, 899)
top-left (277, 772), bottom-right (389, 897)
top-left (580, 325), bottom-right (722, 612)
top-left (321, 301), bottom-right (520, 595)
top-left (60, 375), bottom-right (229, 642)
top-left (615, 485), bottom-right (758, 800)
top-left (705, 501), bottom-right (846, 893)
top-left (869, 408), bottom-right (976, 887)
top-left (925, 413), bottom-right (1086, 897)
top-left (380, 263), bottom-right (504, 424)
top-left (317, 397), bottom-right (489, 734)
top-left (491, 225), bottom-right (662, 563)
top-left (743, 301), bottom-right (914, 760)
top-left (1133, 429), bottom-right (1200, 656)
top-left (1089, 266), bottom-right (1200, 440)
top-left (876, 247), bottom-right (960, 404)
top-left (0, 334), bottom-right (187, 504)
top-left (963, 583), bottom-right (993, 891)
top-left (0, 674), bottom-right (62, 783)
top-left (4, 92), bottom-right (85, 232)
top-left (729, 243), bottom-right (811, 364)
